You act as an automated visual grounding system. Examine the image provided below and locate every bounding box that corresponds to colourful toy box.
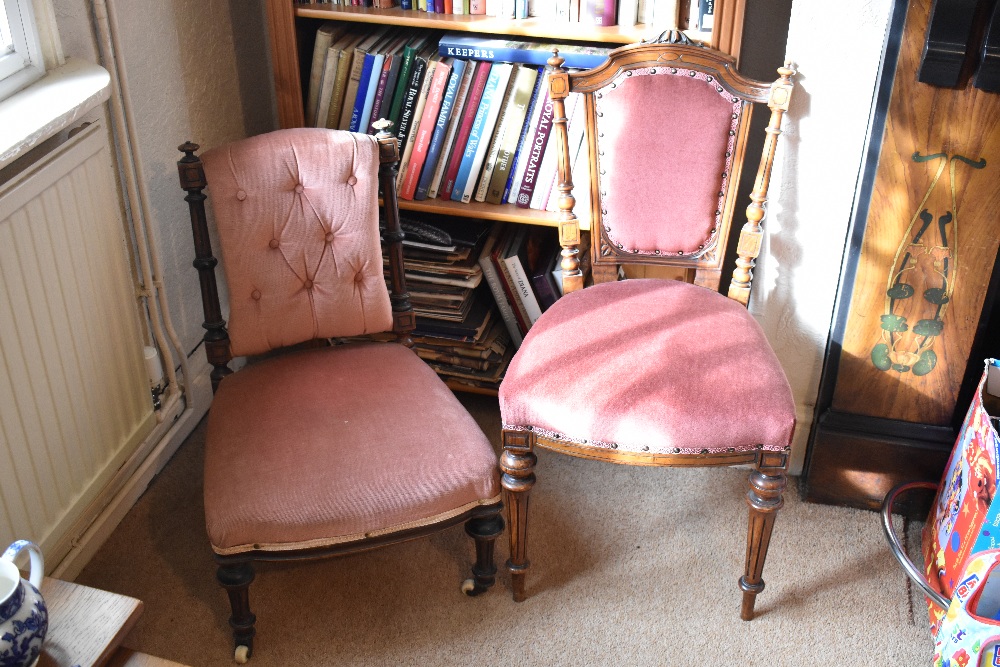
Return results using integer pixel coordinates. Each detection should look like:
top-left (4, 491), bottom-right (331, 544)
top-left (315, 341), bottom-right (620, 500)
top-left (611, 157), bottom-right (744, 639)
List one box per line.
top-left (925, 359), bottom-right (1000, 637)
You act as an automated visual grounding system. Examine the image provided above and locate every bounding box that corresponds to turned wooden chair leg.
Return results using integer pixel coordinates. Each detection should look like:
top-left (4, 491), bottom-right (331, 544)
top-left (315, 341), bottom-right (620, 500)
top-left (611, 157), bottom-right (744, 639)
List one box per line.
top-left (462, 504), bottom-right (505, 596)
top-left (500, 429), bottom-right (536, 602)
top-left (739, 453), bottom-right (788, 621)
top-left (217, 561), bottom-right (256, 662)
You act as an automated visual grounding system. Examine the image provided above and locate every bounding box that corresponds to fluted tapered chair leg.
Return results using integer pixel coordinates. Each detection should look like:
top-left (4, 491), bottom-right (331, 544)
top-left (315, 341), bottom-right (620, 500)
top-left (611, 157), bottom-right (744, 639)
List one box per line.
top-left (739, 457), bottom-right (787, 620)
top-left (500, 429), bottom-right (536, 602)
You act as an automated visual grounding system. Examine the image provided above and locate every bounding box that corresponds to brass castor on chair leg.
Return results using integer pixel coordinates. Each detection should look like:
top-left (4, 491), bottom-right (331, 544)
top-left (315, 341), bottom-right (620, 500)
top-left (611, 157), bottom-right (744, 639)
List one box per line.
top-left (234, 644), bottom-right (250, 664)
top-left (460, 578), bottom-right (477, 595)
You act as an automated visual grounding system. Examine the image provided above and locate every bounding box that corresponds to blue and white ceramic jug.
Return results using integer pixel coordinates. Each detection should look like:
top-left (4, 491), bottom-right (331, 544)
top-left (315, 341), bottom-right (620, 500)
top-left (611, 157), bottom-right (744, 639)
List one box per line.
top-left (0, 541), bottom-right (47, 667)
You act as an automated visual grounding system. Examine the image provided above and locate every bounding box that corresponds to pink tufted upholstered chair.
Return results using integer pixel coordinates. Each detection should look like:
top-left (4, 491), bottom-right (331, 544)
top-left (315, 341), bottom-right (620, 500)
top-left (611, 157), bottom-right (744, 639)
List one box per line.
top-left (499, 39), bottom-right (796, 620)
top-left (177, 126), bottom-right (502, 662)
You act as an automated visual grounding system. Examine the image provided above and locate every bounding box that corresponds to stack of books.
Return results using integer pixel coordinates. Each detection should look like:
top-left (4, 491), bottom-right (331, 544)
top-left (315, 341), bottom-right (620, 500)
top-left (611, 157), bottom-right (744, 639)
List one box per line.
top-left (305, 27), bottom-right (611, 213)
top-left (385, 215), bottom-right (516, 391)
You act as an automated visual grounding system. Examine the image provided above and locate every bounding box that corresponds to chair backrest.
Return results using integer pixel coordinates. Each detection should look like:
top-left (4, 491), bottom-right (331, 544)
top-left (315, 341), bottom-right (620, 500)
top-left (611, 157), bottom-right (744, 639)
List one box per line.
top-left (178, 126), bottom-right (410, 390)
top-left (548, 37), bottom-right (794, 304)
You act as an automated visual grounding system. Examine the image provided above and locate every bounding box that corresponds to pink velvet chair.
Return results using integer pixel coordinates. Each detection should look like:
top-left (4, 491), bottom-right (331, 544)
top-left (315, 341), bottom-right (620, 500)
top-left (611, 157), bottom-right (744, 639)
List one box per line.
top-left (499, 38), bottom-right (796, 620)
top-left (177, 125), bottom-right (502, 662)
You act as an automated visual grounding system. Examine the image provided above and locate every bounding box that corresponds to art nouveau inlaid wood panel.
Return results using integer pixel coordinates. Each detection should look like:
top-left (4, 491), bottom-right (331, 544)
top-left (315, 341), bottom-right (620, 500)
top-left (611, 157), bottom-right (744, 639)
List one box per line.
top-left (830, 0), bottom-right (1000, 427)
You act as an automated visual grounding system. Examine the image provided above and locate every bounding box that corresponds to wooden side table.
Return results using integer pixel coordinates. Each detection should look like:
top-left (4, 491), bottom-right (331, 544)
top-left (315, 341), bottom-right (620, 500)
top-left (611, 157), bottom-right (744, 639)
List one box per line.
top-left (36, 578), bottom-right (187, 667)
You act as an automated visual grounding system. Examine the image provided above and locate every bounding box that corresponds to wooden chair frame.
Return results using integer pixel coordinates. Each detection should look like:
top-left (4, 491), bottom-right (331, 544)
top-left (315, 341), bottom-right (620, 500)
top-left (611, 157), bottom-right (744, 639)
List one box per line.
top-left (177, 126), bottom-right (503, 661)
top-left (501, 40), bottom-right (795, 621)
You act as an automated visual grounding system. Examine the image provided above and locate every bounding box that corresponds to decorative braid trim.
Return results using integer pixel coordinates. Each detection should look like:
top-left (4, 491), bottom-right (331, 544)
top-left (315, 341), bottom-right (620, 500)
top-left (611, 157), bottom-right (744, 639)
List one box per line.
top-left (212, 494), bottom-right (502, 556)
top-left (503, 423), bottom-right (790, 456)
top-left (595, 66), bottom-right (742, 258)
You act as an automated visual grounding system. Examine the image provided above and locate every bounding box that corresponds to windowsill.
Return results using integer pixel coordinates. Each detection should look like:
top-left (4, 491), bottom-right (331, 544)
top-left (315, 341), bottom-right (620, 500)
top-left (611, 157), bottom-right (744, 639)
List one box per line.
top-left (0, 58), bottom-right (111, 170)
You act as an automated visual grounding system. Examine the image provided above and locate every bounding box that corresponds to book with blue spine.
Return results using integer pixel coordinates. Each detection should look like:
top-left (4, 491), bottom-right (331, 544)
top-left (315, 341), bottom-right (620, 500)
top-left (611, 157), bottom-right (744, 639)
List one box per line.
top-left (357, 48), bottom-right (387, 134)
top-left (450, 62), bottom-right (514, 203)
top-left (348, 51), bottom-right (377, 132)
top-left (438, 33), bottom-right (611, 69)
top-left (415, 58), bottom-right (468, 200)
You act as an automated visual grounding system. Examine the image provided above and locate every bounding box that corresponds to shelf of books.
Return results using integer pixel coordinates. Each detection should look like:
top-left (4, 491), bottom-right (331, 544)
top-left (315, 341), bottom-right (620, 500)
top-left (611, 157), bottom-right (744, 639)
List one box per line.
top-left (297, 5), bottom-right (653, 43)
top-left (293, 0), bottom-right (719, 390)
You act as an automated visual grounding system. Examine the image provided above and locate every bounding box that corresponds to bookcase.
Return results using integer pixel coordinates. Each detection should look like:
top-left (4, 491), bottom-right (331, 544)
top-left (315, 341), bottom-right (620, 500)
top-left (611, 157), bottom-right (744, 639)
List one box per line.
top-left (264, 0), bottom-right (746, 230)
top-left (260, 0), bottom-right (747, 392)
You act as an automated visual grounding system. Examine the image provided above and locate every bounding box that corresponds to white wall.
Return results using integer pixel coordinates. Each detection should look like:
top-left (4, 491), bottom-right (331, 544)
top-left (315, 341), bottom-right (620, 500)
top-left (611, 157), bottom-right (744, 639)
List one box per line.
top-left (51, 0), bottom-right (273, 359)
top-left (755, 0), bottom-right (894, 473)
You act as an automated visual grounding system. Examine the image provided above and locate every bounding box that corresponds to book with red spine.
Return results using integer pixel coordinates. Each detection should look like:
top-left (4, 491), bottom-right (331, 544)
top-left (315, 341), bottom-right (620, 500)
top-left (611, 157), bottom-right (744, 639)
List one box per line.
top-left (400, 58), bottom-right (453, 200)
top-left (440, 60), bottom-right (491, 200)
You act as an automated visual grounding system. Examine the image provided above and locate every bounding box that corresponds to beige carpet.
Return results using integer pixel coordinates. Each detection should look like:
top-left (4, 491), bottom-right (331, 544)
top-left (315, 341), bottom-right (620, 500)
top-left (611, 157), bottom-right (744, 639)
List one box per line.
top-left (77, 394), bottom-right (934, 666)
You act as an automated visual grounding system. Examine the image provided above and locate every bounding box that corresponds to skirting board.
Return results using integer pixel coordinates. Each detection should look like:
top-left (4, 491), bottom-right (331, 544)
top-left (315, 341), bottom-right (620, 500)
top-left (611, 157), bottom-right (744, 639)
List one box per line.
top-left (51, 348), bottom-right (214, 581)
top-left (802, 408), bottom-right (954, 517)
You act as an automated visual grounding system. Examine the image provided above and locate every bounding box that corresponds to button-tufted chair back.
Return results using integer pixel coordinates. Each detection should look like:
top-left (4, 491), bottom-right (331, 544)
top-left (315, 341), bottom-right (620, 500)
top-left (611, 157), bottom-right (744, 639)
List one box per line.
top-left (201, 128), bottom-right (392, 357)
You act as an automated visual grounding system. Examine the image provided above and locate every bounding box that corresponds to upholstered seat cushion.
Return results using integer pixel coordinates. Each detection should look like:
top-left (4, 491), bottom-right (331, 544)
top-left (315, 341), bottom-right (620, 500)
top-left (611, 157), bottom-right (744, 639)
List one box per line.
top-left (499, 279), bottom-right (795, 456)
top-left (205, 342), bottom-right (501, 555)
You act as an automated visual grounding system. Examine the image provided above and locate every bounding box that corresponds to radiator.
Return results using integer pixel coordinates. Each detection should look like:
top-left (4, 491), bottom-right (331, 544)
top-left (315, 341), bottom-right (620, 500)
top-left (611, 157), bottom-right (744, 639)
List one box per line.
top-left (0, 122), bottom-right (155, 563)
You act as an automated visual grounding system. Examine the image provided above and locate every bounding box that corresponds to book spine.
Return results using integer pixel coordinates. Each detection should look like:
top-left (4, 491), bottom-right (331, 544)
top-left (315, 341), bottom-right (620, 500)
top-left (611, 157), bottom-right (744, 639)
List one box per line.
top-left (650, 0), bottom-right (679, 30)
top-left (474, 65), bottom-right (520, 202)
top-left (368, 55), bottom-right (395, 132)
top-left (698, 0), bottom-right (715, 30)
top-left (478, 232), bottom-right (525, 347)
top-left (486, 66), bottom-right (538, 204)
top-left (443, 0), bottom-right (453, 11)
top-left (314, 50), bottom-right (340, 128)
top-left (530, 265), bottom-right (559, 311)
top-left (514, 87), bottom-right (553, 208)
top-left (501, 70), bottom-right (544, 203)
top-left (438, 37), bottom-right (609, 70)
top-left (454, 64), bottom-right (512, 203)
top-left (401, 0), bottom-right (412, 9)
top-left (514, 0), bottom-right (528, 18)
top-left (464, 0), bottom-right (474, 12)
top-left (306, 25), bottom-right (337, 127)
top-left (338, 48), bottom-right (366, 130)
top-left (401, 61), bottom-right (451, 199)
top-left (388, 45), bottom-right (417, 130)
top-left (418, 0), bottom-right (426, 10)
top-left (483, 0), bottom-right (497, 14)
top-left (358, 53), bottom-right (385, 133)
top-left (427, 62), bottom-right (474, 199)
top-left (349, 54), bottom-right (375, 132)
top-left (395, 56), bottom-right (428, 156)
top-left (495, 227), bottom-right (531, 333)
top-left (636, 0), bottom-right (649, 24)
top-left (582, 0), bottom-right (616, 24)
top-left (396, 61), bottom-right (437, 192)
top-left (427, 0), bottom-right (435, 11)
top-left (326, 46), bottom-right (354, 128)
top-left (618, 0), bottom-right (637, 26)
top-left (503, 246), bottom-right (543, 325)
top-left (416, 60), bottom-right (466, 200)
top-left (441, 61), bottom-right (491, 201)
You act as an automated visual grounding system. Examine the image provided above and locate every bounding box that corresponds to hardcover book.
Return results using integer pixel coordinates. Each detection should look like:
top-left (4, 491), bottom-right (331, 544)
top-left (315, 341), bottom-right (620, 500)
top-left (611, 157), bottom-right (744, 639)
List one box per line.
top-left (395, 44), bottom-right (434, 157)
top-left (427, 60), bottom-right (475, 199)
top-left (401, 58), bottom-right (453, 199)
top-left (451, 62), bottom-right (514, 203)
top-left (396, 56), bottom-right (440, 192)
top-left (513, 82), bottom-right (554, 208)
top-left (440, 60), bottom-right (491, 201)
top-left (485, 65), bottom-right (539, 204)
top-left (324, 32), bottom-right (367, 129)
top-left (477, 224), bottom-right (524, 347)
top-left (506, 72), bottom-right (548, 204)
top-left (531, 91), bottom-right (580, 210)
top-left (437, 34), bottom-right (611, 69)
top-left (306, 22), bottom-right (341, 127)
top-left (387, 34), bottom-right (430, 132)
top-left (368, 35), bottom-right (408, 132)
top-left (337, 28), bottom-right (389, 131)
top-left (502, 226), bottom-right (544, 327)
top-left (474, 64), bottom-right (522, 202)
top-left (355, 33), bottom-right (398, 133)
top-left (416, 58), bottom-right (468, 200)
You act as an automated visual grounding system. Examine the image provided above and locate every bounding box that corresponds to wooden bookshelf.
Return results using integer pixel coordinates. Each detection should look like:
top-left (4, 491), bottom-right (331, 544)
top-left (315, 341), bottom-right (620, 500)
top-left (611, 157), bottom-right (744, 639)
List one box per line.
top-left (398, 196), bottom-right (590, 228)
top-left (296, 4), bottom-right (654, 43)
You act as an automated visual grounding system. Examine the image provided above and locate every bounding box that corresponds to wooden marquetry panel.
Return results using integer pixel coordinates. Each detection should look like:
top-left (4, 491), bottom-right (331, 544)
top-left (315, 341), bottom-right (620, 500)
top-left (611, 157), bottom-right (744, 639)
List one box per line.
top-left (830, 0), bottom-right (1000, 426)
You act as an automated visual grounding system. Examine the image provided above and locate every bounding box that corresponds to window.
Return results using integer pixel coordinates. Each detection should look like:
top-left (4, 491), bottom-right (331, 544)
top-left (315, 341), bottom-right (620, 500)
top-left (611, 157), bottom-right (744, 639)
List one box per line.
top-left (0, 0), bottom-right (43, 100)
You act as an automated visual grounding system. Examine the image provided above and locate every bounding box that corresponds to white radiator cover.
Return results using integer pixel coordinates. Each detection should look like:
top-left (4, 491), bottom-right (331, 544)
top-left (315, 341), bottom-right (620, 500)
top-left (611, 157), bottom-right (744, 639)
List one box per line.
top-left (0, 122), bottom-right (155, 565)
